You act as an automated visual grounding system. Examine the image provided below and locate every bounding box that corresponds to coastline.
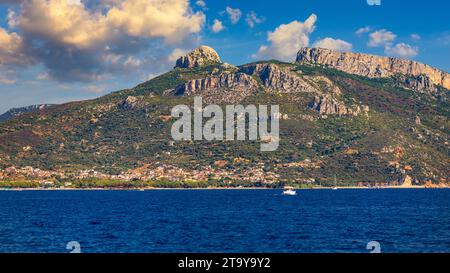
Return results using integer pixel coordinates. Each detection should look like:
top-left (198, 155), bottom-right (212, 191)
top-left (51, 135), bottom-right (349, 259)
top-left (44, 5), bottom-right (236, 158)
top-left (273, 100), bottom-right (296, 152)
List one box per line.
top-left (1, 185), bottom-right (447, 191)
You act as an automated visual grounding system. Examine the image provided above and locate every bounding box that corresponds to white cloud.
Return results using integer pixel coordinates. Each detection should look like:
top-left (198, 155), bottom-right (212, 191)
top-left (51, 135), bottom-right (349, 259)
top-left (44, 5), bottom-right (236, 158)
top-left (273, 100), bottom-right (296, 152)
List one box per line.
top-left (410, 34), bottom-right (421, 41)
top-left (122, 56), bottom-right (142, 68)
top-left (36, 73), bottom-right (51, 81)
top-left (7, 9), bottom-right (18, 28)
top-left (168, 48), bottom-right (189, 62)
top-left (253, 14), bottom-right (317, 61)
top-left (245, 11), bottom-right (264, 28)
top-left (195, 0), bottom-right (206, 8)
top-left (355, 26), bottom-right (371, 36)
top-left (211, 19), bottom-right (224, 33)
top-left (385, 43), bottom-right (418, 58)
top-left (313, 37), bottom-right (353, 52)
top-left (0, 27), bottom-right (31, 66)
top-left (1, 0), bottom-right (205, 82)
top-left (225, 6), bottom-right (241, 24)
top-left (368, 29), bottom-right (397, 47)
top-left (16, 0), bottom-right (205, 47)
top-left (107, 0), bottom-right (205, 44)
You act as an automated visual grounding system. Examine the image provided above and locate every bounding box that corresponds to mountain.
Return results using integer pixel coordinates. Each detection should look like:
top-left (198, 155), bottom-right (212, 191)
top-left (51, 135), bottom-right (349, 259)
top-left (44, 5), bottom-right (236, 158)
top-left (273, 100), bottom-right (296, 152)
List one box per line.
top-left (0, 104), bottom-right (56, 122)
top-left (297, 47), bottom-right (450, 92)
top-left (0, 46), bottom-right (448, 188)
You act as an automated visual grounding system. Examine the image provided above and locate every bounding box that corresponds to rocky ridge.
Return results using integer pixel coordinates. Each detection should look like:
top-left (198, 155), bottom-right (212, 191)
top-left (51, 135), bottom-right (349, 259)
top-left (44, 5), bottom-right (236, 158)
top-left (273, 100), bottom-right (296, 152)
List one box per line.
top-left (308, 95), bottom-right (369, 116)
top-left (239, 63), bottom-right (317, 93)
top-left (0, 104), bottom-right (55, 122)
top-left (173, 72), bottom-right (258, 103)
top-left (296, 47), bottom-right (450, 91)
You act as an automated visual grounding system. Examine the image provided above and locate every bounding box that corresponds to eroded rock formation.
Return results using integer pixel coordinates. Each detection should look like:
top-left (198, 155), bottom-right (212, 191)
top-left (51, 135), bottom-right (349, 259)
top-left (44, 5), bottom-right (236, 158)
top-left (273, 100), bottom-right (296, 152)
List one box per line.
top-left (175, 45), bottom-right (222, 69)
top-left (308, 95), bottom-right (369, 116)
top-left (118, 96), bottom-right (145, 110)
top-left (296, 47), bottom-right (450, 90)
top-left (240, 63), bottom-right (317, 93)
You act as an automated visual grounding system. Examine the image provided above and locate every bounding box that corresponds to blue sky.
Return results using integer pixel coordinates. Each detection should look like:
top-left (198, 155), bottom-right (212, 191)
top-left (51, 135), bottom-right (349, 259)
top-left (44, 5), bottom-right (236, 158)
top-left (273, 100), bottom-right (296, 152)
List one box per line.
top-left (0, 0), bottom-right (449, 113)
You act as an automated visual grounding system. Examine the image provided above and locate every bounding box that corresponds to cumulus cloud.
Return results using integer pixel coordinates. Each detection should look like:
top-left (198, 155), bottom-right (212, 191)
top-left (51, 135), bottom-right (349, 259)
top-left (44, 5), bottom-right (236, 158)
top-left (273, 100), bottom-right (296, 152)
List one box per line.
top-left (0, 27), bottom-right (32, 66)
top-left (245, 11), bottom-right (264, 28)
top-left (211, 19), bottom-right (224, 33)
top-left (107, 0), bottom-right (205, 44)
top-left (385, 43), bottom-right (418, 58)
top-left (0, 0), bottom-right (205, 82)
top-left (313, 37), bottom-right (353, 52)
top-left (252, 14), bottom-right (317, 61)
top-left (368, 29), bottom-right (396, 47)
top-left (225, 6), bottom-right (241, 24)
top-left (17, 0), bottom-right (109, 49)
top-left (366, 29), bottom-right (419, 58)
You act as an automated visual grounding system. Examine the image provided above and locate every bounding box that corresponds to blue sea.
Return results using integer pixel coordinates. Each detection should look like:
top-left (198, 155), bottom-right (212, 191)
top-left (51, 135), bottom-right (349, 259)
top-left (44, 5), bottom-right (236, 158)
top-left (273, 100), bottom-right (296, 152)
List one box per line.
top-left (0, 189), bottom-right (449, 253)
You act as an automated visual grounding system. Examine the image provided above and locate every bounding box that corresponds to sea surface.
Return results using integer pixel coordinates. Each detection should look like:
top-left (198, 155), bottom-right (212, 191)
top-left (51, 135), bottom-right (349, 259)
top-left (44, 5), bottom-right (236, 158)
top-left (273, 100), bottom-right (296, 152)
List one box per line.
top-left (0, 189), bottom-right (449, 253)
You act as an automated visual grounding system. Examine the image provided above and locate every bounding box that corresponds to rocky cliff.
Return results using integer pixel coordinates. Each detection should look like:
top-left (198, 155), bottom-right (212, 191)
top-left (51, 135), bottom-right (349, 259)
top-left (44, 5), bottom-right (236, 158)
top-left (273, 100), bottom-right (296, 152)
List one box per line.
top-left (174, 72), bottom-right (257, 95)
top-left (308, 95), bottom-right (369, 116)
top-left (173, 72), bottom-right (259, 103)
top-left (239, 63), bottom-right (317, 93)
top-left (175, 45), bottom-right (222, 69)
top-left (296, 47), bottom-right (450, 90)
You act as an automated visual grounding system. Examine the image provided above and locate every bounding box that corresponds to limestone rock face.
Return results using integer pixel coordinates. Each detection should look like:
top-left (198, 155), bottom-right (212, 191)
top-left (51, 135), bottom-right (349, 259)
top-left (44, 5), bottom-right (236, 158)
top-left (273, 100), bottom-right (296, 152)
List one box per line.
top-left (296, 47), bottom-right (450, 90)
top-left (308, 95), bottom-right (369, 116)
top-left (174, 72), bottom-right (257, 95)
top-left (173, 72), bottom-right (259, 104)
top-left (402, 74), bottom-right (437, 92)
top-left (240, 63), bottom-right (317, 93)
top-left (175, 46), bottom-right (222, 69)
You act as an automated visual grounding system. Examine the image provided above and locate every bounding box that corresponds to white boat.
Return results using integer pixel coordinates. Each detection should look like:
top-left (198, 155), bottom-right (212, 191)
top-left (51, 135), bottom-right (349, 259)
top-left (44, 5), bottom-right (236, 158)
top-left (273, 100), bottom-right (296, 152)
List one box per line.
top-left (282, 187), bottom-right (297, 196)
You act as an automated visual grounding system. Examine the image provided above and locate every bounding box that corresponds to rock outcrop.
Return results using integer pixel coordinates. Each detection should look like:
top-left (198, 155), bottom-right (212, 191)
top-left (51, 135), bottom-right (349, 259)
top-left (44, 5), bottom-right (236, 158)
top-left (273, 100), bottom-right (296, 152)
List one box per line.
top-left (308, 95), bottom-right (369, 116)
top-left (175, 45), bottom-right (222, 69)
top-left (296, 47), bottom-right (450, 90)
top-left (173, 72), bottom-right (259, 103)
top-left (240, 63), bottom-right (317, 93)
top-left (174, 72), bottom-right (257, 95)
top-left (400, 74), bottom-right (437, 92)
top-left (118, 96), bottom-right (145, 110)
top-left (399, 175), bottom-right (413, 187)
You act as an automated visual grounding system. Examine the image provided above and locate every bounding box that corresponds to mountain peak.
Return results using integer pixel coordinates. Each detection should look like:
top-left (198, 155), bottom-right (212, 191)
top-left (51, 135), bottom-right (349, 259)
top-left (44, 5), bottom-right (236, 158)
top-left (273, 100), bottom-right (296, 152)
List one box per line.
top-left (175, 45), bottom-right (222, 69)
top-left (296, 47), bottom-right (450, 90)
